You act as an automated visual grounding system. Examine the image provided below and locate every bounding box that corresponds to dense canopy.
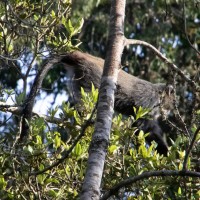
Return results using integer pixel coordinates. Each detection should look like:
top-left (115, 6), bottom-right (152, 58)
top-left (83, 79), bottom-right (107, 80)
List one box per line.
top-left (0, 0), bottom-right (199, 199)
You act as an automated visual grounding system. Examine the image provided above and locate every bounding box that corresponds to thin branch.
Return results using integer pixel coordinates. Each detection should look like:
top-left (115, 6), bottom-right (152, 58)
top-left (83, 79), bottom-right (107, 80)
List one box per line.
top-left (183, 126), bottom-right (200, 171)
top-left (0, 101), bottom-right (63, 124)
top-left (35, 176), bottom-right (42, 200)
top-left (101, 170), bottom-right (200, 200)
top-left (170, 73), bottom-right (191, 137)
top-left (0, 54), bottom-right (20, 61)
top-left (183, 0), bottom-right (200, 56)
top-left (173, 95), bottom-right (192, 139)
top-left (6, 1), bottom-right (56, 29)
top-left (29, 103), bottom-right (97, 176)
top-left (124, 38), bottom-right (199, 90)
top-left (182, 0), bottom-right (199, 129)
top-left (20, 56), bottom-right (62, 140)
top-left (0, 114), bottom-right (13, 128)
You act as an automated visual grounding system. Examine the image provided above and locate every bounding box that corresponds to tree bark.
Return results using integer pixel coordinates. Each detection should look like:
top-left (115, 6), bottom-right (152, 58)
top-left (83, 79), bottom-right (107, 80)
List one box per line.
top-left (80, 0), bottom-right (126, 199)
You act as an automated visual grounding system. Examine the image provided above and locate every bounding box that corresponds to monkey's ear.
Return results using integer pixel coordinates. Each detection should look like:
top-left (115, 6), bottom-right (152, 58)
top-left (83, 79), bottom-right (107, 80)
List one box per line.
top-left (165, 85), bottom-right (174, 96)
top-left (158, 84), bottom-right (174, 96)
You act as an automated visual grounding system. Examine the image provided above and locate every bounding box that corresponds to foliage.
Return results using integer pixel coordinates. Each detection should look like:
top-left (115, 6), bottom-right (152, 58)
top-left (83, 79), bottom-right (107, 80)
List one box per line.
top-left (0, 88), bottom-right (199, 199)
top-left (0, 0), bottom-right (83, 89)
top-left (0, 0), bottom-right (199, 199)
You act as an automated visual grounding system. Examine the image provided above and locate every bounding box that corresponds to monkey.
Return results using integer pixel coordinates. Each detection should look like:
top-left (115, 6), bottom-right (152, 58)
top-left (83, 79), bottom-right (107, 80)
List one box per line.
top-left (61, 51), bottom-right (174, 155)
top-left (20, 50), bottom-right (173, 155)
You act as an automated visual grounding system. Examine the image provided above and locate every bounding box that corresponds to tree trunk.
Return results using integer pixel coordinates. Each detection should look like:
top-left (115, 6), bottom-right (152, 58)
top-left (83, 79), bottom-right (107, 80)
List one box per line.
top-left (80, 0), bottom-right (126, 199)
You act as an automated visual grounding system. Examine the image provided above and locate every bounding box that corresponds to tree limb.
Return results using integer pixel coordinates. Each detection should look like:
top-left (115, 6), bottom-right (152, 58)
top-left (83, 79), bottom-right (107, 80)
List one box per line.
top-left (20, 56), bottom-right (62, 140)
top-left (80, 0), bottom-right (126, 199)
top-left (101, 170), bottom-right (200, 200)
top-left (124, 38), bottom-right (199, 90)
top-left (0, 101), bottom-right (63, 124)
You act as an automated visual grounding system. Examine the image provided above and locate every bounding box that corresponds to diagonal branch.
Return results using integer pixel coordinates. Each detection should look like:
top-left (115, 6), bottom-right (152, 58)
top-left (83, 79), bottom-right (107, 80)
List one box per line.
top-left (124, 38), bottom-right (199, 90)
top-left (183, 126), bottom-right (200, 171)
top-left (20, 56), bottom-right (62, 140)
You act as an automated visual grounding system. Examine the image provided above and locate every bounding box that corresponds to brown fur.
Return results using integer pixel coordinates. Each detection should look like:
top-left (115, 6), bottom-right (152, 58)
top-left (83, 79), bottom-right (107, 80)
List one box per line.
top-left (61, 51), bottom-right (174, 155)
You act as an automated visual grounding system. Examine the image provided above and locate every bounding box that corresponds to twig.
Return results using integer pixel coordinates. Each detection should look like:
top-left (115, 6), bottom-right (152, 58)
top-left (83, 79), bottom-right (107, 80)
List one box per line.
top-left (173, 98), bottom-right (191, 139)
top-left (183, 0), bottom-right (200, 56)
top-left (183, 126), bottom-right (200, 171)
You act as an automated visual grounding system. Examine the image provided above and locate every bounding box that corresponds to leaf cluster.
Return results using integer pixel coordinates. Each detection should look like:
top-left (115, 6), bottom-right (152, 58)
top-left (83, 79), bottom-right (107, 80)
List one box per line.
top-left (0, 88), bottom-right (199, 199)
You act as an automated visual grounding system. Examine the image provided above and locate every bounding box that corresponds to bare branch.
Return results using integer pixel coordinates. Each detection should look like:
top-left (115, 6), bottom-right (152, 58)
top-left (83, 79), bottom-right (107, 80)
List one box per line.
top-left (20, 56), bottom-right (62, 140)
top-left (0, 54), bottom-right (20, 61)
top-left (0, 101), bottom-right (62, 124)
top-left (124, 38), bottom-right (198, 90)
top-left (101, 170), bottom-right (200, 200)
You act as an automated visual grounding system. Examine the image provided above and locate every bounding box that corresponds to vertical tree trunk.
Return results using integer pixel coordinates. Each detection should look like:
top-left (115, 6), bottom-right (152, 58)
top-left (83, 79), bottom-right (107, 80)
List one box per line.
top-left (80, 0), bottom-right (126, 199)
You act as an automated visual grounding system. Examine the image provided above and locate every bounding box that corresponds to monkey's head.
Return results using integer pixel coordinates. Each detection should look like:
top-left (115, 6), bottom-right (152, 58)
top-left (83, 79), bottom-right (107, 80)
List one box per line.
top-left (156, 84), bottom-right (174, 116)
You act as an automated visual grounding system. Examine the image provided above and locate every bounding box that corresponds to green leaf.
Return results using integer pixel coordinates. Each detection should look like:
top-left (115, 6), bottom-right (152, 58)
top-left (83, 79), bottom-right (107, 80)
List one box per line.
top-left (73, 110), bottom-right (81, 125)
top-left (37, 170), bottom-right (48, 185)
top-left (48, 189), bottom-right (58, 197)
top-left (46, 131), bottom-right (53, 143)
top-left (135, 106), bottom-right (149, 120)
top-left (133, 107), bottom-right (137, 114)
top-left (35, 117), bottom-right (44, 128)
top-left (15, 91), bottom-right (25, 105)
top-left (147, 143), bottom-right (155, 156)
top-left (39, 164), bottom-right (44, 171)
top-left (109, 145), bottom-right (118, 154)
top-left (178, 187), bottom-right (182, 195)
top-left (45, 178), bottom-right (59, 184)
top-left (64, 18), bottom-right (84, 37)
top-left (139, 144), bottom-right (147, 158)
top-left (4, 89), bottom-right (14, 96)
top-left (54, 132), bottom-right (61, 149)
top-left (48, 106), bottom-right (59, 117)
top-left (81, 87), bottom-right (86, 98)
top-left (73, 142), bottom-right (82, 157)
top-left (51, 10), bottom-right (56, 18)
top-left (72, 18), bottom-right (84, 36)
top-left (91, 83), bottom-right (95, 94)
top-left (65, 19), bottom-right (74, 35)
top-left (137, 130), bottom-right (145, 144)
top-left (27, 145), bottom-right (33, 154)
top-left (178, 150), bottom-right (185, 159)
top-left (91, 83), bottom-right (98, 103)
top-left (65, 165), bottom-right (71, 177)
top-left (34, 14), bottom-right (39, 21)
top-left (0, 175), bottom-right (7, 189)
top-left (73, 189), bottom-right (78, 196)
